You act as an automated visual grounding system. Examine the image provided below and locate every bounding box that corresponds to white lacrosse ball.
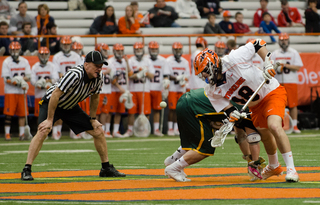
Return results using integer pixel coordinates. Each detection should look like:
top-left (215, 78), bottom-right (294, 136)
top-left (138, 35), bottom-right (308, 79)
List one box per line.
top-left (160, 101), bottom-right (167, 108)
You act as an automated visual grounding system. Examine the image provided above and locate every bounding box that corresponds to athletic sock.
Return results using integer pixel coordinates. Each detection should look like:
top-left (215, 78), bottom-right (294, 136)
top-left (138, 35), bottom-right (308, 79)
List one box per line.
top-left (101, 162), bottom-right (110, 169)
top-left (19, 126), bottom-right (24, 136)
top-left (268, 152), bottom-right (279, 168)
top-left (128, 125), bottom-right (133, 131)
top-left (154, 122), bottom-right (159, 130)
top-left (292, 119), bottom-right (297, 127)
top-left (170, 156), bottom-right (189, 171)
top-left (102, 125), bottom-right (106, 132)
top-left (168, 121), bottom-right (173, 130)
top-left (173, 123), bottom-right (178, 131)
top-left (57, 125), bottom-right (62, 133)
top-left (5, 126), bottom-right (10, 135)
top-left (171, 146), bottom-right (187, 161)
top-left (113, 124), bottom-right (120, 133)
top-left (105, 123), bottom-right (111, 132)
top-left (282, 151), bottom-right (296, 172)
top-left (52, 126), bottom-right (58, 135)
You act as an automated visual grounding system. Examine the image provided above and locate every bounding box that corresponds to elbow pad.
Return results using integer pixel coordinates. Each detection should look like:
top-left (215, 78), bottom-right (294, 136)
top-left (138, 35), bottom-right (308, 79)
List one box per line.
top-left (250, 39), bottom-right (266, 53)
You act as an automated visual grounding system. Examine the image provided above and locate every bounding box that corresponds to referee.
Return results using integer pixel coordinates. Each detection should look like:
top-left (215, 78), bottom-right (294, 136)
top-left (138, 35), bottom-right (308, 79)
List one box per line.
top-left (21, 50), bottom-right (125, 180)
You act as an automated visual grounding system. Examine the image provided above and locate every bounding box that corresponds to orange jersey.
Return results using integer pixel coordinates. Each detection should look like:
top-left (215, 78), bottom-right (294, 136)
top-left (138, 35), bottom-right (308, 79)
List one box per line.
top-left (118, 16), bottom-right (140, 34)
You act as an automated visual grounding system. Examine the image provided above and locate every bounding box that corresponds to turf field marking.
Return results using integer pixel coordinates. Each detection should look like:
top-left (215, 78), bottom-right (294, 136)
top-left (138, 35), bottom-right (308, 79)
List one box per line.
top-left (110, 148), bottom-right (153, 151)
top-left (303, 201), bottom-right (320, 203)
top-left (0, 201), bottom-right (116, 204)
top-left (2, 150), bottom-right (95, 154)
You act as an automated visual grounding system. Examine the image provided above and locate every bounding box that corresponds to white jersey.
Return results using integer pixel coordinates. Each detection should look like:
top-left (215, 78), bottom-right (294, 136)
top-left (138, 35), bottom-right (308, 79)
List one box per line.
top-left (108, 57), bottom-right (128, 92)
top-left (128, 55), bottom-right (155, 92)
top-left (252, 54), bottom-right (264, 70)
top-left (52, 51), bottom-right (82, 76)
top-left (189, 49), bottom-right (207, 89)
top-left (165, 55), bottom-right (190, 92)
top-left (147, 55), bottom-right (169, 91)
top-left (31, 62), bottom-right (59, 99)
top-left (100, 64), bottom-right (112, 94)
top-left (271, 47), bottom-right (303, 84)
top-left (205, 43), bottom-right (280, 112)
top-left (1, 56), bottom-right (31, 94)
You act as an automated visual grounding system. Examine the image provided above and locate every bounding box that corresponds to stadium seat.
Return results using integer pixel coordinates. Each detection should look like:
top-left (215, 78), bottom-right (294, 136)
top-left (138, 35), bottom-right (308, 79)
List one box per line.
top-left (9, 1), bottom-right (68, 10)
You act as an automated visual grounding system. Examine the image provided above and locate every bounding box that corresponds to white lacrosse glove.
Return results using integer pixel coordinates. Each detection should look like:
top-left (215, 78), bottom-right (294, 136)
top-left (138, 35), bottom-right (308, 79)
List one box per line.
top-left (263, 52), bottom-right (276, 80)
top-left (176, 75), bottom-right (188, 87)
top-left (20, 80), bottom-right (29, 91)
top-left (275, 60), bottom-right (286, 74)
top-left (162, 89), bottom-right (169, 100)
top-left (230, 110), bottom-right (247, 123)
top-left (136, 67), bottom-right (148, 79)
top-left (45, 82), bottom-right (52, 89)
top-left (35, 78), bottom-right (46, 89)
top-left (119, 90), bottom-right (134, 109)
top-left (162, 78), bottom-right (170, 89)
top-left (11, 76), bottom-right (24, 86)
top-left (108, 69), bottom-right (115, 79)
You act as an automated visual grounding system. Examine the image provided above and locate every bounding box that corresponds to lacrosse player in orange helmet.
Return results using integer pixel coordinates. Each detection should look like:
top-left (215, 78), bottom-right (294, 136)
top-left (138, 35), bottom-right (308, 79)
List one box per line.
top-left (214, 41), bottom-right (226, 57)
top-left (192, 39), bottom-right (299, 182)
top-left (164, 42), bottom-right (190, 136)
top-left (270, 33), bottom-right (303, 134)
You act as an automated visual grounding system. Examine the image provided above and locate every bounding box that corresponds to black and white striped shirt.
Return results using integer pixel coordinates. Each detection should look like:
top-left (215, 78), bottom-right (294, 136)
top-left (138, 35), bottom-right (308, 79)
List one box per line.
top-left (45, 65), bottom-right (103, 110)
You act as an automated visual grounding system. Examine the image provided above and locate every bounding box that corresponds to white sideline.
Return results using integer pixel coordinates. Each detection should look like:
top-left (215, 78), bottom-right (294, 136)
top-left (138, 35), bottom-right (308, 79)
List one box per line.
top-left (0, 134), bottom-right (319, 147)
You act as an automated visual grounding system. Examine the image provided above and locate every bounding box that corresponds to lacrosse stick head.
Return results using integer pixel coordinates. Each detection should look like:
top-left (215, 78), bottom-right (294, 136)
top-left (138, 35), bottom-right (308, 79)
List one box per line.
top-left (24, 126), bottom-right (33, 140)
top-left (133, 114), bottom-right (151, 137)
top-left (210, 119), bottom-right (234, 147)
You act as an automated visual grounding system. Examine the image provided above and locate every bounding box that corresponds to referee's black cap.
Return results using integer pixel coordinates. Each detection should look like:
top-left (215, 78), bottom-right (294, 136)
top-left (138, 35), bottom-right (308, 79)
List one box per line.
top-left (85, 51), bottom-right (108, 66)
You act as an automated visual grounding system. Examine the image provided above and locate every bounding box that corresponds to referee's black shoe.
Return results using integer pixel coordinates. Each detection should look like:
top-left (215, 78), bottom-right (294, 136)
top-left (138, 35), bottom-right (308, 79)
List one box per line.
top-left (21, 168), bottom-right (34, 181)
top-left (99, 165), bottom-right (126, 177)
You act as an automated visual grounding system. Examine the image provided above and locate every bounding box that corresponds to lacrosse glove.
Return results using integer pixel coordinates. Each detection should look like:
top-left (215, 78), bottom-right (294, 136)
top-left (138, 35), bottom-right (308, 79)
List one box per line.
top-left (263, 52), bottom-right (276, 80)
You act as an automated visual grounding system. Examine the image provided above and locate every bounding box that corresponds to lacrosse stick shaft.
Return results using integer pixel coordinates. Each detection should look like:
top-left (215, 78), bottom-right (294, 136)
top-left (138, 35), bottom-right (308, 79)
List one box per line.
top-left (23, 90), bottom-right (28, 126)
top-left (141, 76), bottom-right (145, 115)
top-left (125, 58), bottom-right (131, 103)
top-left (160, 107), bottom-right (164, 134)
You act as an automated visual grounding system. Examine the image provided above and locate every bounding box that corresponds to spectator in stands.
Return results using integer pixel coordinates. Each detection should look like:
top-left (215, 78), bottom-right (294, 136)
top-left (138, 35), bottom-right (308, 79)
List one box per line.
top-left (278, 0), bottom-right (303, 27)
top-left (305, 0), bottom-right (320, 33)
top-left (148, 0), bottom-right (180, 27)
top-left (83, 0), bottom-right (106, 10)
top-left (259, 12), bottom-right (281, 43)
top-left (41, 22), bottom-right (60, 55)
top-left (131, 1), bottom-right (151, 28)
top-left (175, 0), bottom-right (200, 19)
top-left (196, 0), bottom-right (223, 18)
top-left (0, 21), bottom-right (11, 56)
top-left (118, 5), bottom-right (141, 34)
top-left (19, 22), bottom-right (38, 56)
top-left (9, 2), bottom-right (37, 36)
top-left (233, 12), bottom-right (252, 34)
top-left (225, 39), bottom-right (236, 54)
top-left (219, 10), bottom-right (235, 33)
top-left (36, 4), bottom-right (55, 35)
top-left (253, 0), bottom-right (276, 27)
top-left (203, 13), bottom-right (224, 34)
top-left (0, 0), bottom-right (16, 20)
top-left (89, 5), bottom-right (118, 34)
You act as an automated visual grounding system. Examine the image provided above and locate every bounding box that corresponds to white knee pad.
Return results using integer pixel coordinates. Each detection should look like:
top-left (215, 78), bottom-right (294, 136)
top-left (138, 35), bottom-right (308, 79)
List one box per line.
top-left (247, 132), bottom-right (261, 144)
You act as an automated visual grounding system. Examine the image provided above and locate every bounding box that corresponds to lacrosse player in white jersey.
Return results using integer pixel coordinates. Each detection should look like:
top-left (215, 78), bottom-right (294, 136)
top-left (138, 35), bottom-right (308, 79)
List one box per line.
top-left (214, 41), bottom-right (226, 58)
top-left (31, 47), bottom-right (59, 125)
top-left (271, 33), bottom-right (303, 134)
top-left (2, 41), bottom-right (31, 141)
top-left (52, 36), bottom-right (82, 140)
top-left (94, 43), bottom-right (113, 138)
top-left (123, 42), bottom-right (155, 138)
top-left (108, 43), bottom-right (129, 138)
top-left (147, 41), bottom-right (170, 136)
top-left (189, 37), bottom-right (207, 90)
top-left (194, 39), bottom-right (299, 182)
top-left (164, 42), bottom-right (190, 136)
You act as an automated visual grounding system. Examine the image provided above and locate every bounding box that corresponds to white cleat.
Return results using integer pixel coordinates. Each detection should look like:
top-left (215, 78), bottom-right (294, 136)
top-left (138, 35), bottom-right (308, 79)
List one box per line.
top-left (292, 126), bottom-right (301, 134)
top-left (285, 168), bottom-right (299, 182)
top-left (167, 129), bottom-right (175, 136)
top-left (113, 131), bottom-right (125, 138)
top-left (52, 131), bottom-right (61, 140)
top-left (165, 166), bottom-right (190, 182)
top-left (122, 129), bottom-right (133, 138)
top-left (174, 129), bottom-right (180, 136)
top-left (104, 131), bottom-right (113, 138)
top-left (154, 129), bottom-right (164, 137)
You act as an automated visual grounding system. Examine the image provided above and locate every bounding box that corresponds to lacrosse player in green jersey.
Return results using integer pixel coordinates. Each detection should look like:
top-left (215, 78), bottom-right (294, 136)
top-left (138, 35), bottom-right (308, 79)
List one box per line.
top-left (164, 88), bottom-right (265, 182)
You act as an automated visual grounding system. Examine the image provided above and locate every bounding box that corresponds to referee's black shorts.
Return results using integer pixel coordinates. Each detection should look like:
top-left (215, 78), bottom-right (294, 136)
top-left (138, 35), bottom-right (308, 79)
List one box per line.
top-left (38, 98), bottom-right (94, 134)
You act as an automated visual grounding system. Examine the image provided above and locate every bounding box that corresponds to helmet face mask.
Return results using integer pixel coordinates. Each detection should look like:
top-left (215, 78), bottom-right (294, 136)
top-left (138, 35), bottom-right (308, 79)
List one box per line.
top-left (95, 43), bottom-right (109, 59)
top-left (279, 39), bottom-right (289, 51)
top-left (9, 42), bottom-right (21, 62)
top-left (38, 47), bottom-right (50, 65)
top-left (61, 43), bottom-right (71, 54)
top-left (173, 48), bottom-right (182, 61)
top-left (148, 41), bottom-right (159, 60)
top-left (134, 48), bottom-right (144, 61)
top-left (101, 49), bottom-right (109, 59)
top-left (113, 43), bottom-right (124, 61)
top-left (215, 47), bottom-right (225, 57)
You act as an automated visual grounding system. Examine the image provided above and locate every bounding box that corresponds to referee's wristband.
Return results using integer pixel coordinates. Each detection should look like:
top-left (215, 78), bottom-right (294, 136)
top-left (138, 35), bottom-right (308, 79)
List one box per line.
top-left (89, 117), bottom-right (96, 120)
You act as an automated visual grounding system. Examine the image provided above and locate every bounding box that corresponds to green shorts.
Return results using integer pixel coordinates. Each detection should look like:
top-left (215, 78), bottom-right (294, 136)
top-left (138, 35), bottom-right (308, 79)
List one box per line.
top-left (176, 96), bottom-right (226, 156)
top-left (38, 98), bottom-right (93, 134)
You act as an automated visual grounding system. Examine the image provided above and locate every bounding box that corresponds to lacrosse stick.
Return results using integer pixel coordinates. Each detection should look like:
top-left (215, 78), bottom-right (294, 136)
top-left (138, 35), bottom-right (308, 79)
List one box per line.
top-left (124, 56), bottom-right (134, 109)
top-left (23, 90), bottom-right (33, 140)
top-left (133, 76), bottom-right (151, 137)
top-left (210, 62), bottom-right (281, 147)
top-left (159, 97), bottom-right (166, 135)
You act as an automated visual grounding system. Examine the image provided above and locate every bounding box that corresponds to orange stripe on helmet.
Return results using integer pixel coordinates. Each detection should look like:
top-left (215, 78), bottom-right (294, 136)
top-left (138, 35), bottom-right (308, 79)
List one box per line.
top-left (279, 33), bottom-right (289, 40)
top-left (133, 42), bottom-right (144, 49)
top-left (172, 42), bottom-right (183, 49)
top-left (9, 41), bottom-right (21, 50)
top-left (60, 36), bottom-right (72, 44)
top-left (148, 41), bottom-right (159, 49)
top-left (95, 43), bottom-right (109, 52)
top-left (113, 43), bottom-right (124, 51)
top-left (195, 37), bottom-right (208, 48)
top-left (72, 42), bottom-right (83, 50)
top-left (215, 41), bottom-right (226, 48)
top-left (38, 46), bottom-right (50, 54)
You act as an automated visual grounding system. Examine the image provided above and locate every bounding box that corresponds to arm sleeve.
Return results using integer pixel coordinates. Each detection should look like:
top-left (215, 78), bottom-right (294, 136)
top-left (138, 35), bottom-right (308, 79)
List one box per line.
top-left (170, 7), bottom-right (179, 20)
top-left (217, 24), bottom-right (225, 34)
top-left (30, 66), bottom-right (37, 86)
top-left (271, 15), bottom-right (277, 26)
top-left (1, 60), bottom-right (9, 78)
top-left (93, 80), bottom-right (103, 94)
top-left (118, 17), bottom-right (140, 34)
top-left (204, 23), bottom-right (214, 33)
top-left (57, 71), bottom-right (79, 93)
top-left (294, 8), bottom-right (302, 23)
top-left (271, 21), bottom-right (281, 33)
top-left (89, 17), bottom-right (100, 34)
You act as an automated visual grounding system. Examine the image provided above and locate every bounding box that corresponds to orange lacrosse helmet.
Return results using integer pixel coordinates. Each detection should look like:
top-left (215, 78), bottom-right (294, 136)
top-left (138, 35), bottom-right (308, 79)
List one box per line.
top-left (95, 43), bottom-right (109, 59)
top-left (215, 41), bottom-right (226, 48)
top-left (195, 37), bottom-right (208, 48)
top-left (60, 36), bottom-right (72, 54)
top-left (214, 41), bottom-right (226, 57)
top-left (9, 41), bottom-right (21, 61)
top-left (113, 43), bottom-right (124, 60)
top-left (279, 33), bottom-right (290, 51)
top-left (193, 48), bottom-right (220, 85)
top-left (148, 41), bottom-right (159, 60)
top-left (279, 33), bottom-right (289, 40)
top-left (38, 46), bottom-right (50, 65)
top-left (172, 42), bottom-right (183, 61)
top-left (133, 42), bottom-right (144, 60)
top-left (133, 42), bottom-right (144, 49)
top-left (72, 42), bottom-right (83, 50)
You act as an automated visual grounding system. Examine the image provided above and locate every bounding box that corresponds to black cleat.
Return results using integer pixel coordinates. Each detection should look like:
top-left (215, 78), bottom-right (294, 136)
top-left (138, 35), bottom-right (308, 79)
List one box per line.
top-left (21, 168), bottom-right (34, 181)
top-left (99, 164), bottom-right (126, 177)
